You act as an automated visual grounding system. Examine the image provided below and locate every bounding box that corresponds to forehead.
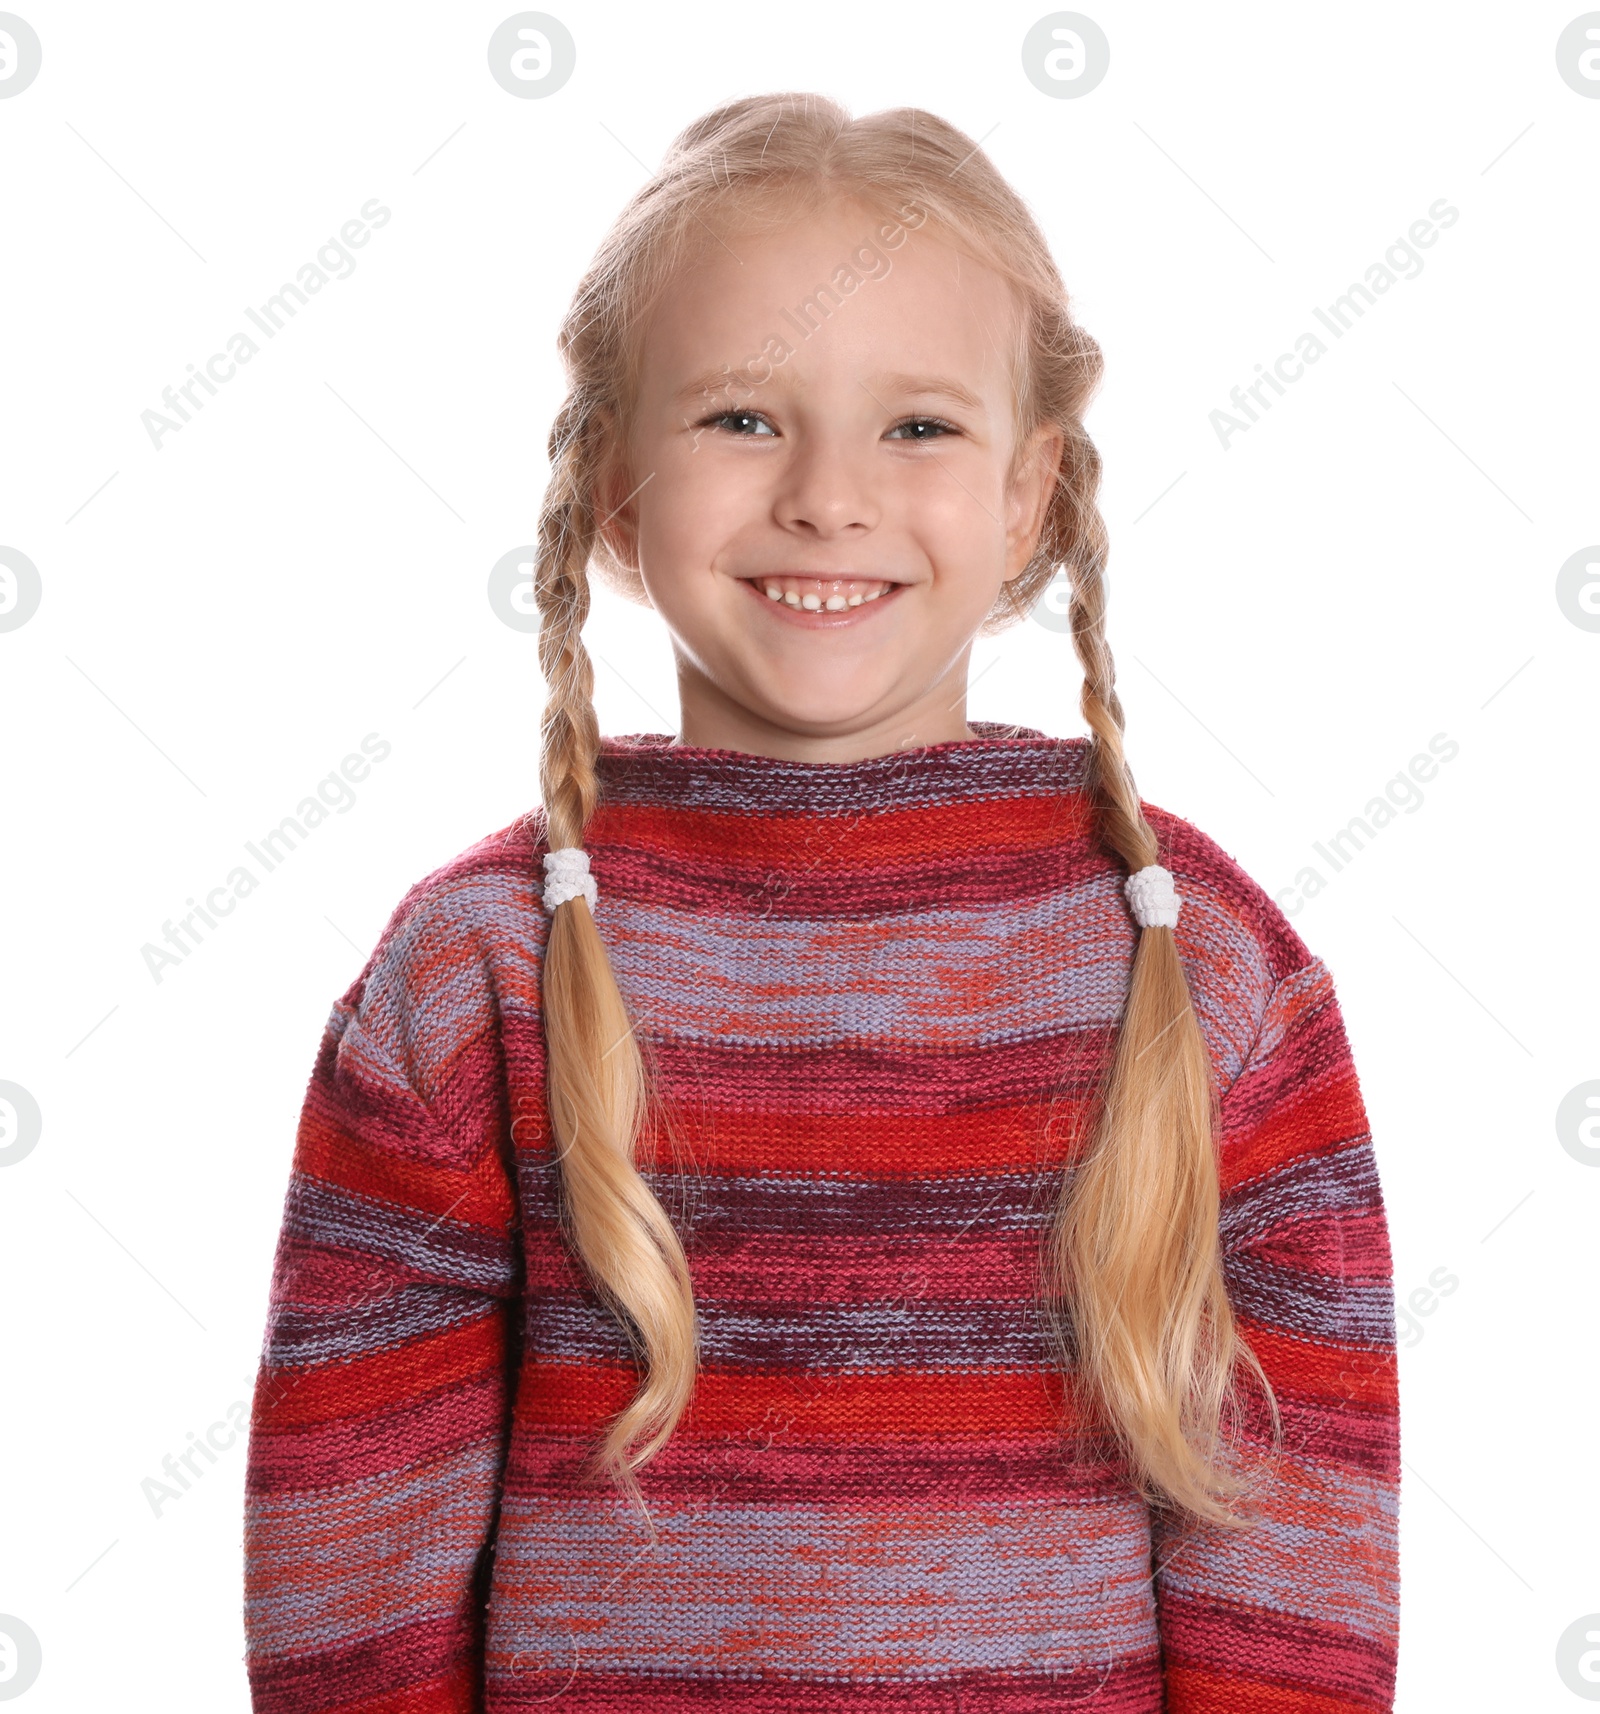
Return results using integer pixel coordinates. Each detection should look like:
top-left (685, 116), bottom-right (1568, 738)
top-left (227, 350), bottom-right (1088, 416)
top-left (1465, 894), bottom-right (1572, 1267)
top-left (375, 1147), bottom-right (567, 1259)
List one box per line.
top-left (633, 197), bottom-right (1021, 410)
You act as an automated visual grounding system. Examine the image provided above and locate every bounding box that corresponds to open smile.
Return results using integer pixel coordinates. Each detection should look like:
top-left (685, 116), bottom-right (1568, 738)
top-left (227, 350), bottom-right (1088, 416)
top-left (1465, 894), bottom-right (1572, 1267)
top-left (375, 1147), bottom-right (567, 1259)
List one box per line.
top-left (739, 573), bottom-right (907, 626)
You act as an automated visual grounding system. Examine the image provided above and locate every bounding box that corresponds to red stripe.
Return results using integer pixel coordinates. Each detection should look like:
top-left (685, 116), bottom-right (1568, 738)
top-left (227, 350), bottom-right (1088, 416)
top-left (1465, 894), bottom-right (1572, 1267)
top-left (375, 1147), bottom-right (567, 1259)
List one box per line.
top-left (248, 1369), bottom-right (506, 1491)
top-left (518, 1359), bottom-right (1085, 1441)
top-left (253, 1314), bottom-right (507, 1430)
top-left (589, 791), bottom-right (1099, 871)
top-left (655, 1096), bottom-right (1094, 1177)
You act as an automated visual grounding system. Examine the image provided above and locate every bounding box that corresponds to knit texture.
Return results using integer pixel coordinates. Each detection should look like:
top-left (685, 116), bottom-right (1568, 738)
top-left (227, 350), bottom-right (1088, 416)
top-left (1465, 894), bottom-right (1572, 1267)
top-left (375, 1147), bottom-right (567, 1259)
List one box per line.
top-left (243, 723), bottom-right (1400, 1712)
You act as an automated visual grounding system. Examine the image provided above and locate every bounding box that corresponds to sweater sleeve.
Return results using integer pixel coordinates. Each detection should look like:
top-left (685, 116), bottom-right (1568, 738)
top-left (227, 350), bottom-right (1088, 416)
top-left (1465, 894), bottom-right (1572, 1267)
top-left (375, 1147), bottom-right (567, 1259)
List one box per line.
top-left (243, 912), bottom-right (522, 1712)
top-left (1153, 956), bottom-right (1401, 1712)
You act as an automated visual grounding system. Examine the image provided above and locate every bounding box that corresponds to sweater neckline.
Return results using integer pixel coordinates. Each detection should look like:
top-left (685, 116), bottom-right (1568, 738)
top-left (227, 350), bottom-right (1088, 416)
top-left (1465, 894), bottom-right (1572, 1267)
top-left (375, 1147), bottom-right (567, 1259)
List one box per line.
top-left (592, 722), bottom-right (1091, 820)
top-left (604, 721), bottom-right (1054, 766)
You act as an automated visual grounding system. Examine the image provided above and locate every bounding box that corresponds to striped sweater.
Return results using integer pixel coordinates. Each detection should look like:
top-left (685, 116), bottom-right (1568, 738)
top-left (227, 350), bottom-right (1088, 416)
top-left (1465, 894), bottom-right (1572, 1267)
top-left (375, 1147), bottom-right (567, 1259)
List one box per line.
top-left (243, 723), bottom-right (1400, 1711)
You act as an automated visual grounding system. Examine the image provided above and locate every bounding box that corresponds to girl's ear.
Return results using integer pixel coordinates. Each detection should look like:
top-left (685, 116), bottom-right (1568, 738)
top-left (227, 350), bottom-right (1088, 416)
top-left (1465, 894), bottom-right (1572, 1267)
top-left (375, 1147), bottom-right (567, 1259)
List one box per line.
top-left (592, 407), bottom-right (632, 560)
top-left (1002, 422), bottom-right (1066, 582)
top-left (590, 406), bottom-right (651, 605)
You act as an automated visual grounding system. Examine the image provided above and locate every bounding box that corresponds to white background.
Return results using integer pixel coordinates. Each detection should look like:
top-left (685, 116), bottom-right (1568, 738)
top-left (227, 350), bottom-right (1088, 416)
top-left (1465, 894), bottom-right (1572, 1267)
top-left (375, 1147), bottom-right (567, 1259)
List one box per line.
top-left (1, 2), bottom-right (1597, 1707)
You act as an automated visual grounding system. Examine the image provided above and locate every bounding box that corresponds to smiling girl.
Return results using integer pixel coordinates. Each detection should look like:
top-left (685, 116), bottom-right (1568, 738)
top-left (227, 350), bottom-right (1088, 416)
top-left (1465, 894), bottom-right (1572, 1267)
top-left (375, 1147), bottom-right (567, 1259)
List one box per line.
top-left (244, 94), bottom-right (1400, 1713)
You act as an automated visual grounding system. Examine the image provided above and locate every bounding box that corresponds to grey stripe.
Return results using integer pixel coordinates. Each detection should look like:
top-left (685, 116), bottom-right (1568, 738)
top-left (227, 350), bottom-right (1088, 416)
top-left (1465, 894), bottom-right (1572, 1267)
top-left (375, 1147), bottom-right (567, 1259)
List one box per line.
top-left (267, 1283), bottom-right (500, 1367)
top-left (285, 1174), bottom-right (518, 1295)
top-left (1225, 1256), bottom-right (1396, 1348)
top-left (486, 1487), bottom-right (1159, 1679)
top-left (1220, 1142), bottom-right (1384, 1248)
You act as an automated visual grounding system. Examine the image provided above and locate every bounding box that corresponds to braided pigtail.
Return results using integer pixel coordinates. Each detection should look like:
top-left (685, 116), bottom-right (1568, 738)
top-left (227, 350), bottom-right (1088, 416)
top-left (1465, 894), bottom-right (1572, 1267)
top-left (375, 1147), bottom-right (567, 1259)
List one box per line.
top-left (1041, 446), bottom-right (1281, 1528)
top-left (533, 396), bottom-right (698, 1507)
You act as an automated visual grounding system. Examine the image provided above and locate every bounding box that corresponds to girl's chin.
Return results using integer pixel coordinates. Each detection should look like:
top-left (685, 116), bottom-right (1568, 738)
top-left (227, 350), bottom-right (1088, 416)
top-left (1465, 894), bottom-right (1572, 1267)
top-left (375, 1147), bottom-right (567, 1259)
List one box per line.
top-left (732, 675), bottom-right (901, 734)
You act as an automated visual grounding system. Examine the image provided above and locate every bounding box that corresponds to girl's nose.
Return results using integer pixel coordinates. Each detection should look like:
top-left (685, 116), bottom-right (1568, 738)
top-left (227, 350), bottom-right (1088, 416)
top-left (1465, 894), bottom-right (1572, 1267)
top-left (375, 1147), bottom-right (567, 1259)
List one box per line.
top-left (771, 437), bottom-right (881, 538)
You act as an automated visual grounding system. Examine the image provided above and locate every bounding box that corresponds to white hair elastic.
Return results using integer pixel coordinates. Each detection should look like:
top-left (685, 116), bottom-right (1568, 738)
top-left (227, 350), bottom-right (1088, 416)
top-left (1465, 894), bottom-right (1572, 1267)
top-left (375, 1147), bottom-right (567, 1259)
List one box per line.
top-left (1124, 863), bottom-right (1182, 930)
top-left (542, 846), bottom-right (597, 914)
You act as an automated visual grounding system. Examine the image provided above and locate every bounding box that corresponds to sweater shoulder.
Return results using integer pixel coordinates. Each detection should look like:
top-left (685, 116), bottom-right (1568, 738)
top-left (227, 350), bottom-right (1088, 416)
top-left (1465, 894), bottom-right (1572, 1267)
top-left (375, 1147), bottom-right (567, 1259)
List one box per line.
top-left (328, 807), bottom-right (549, 1111)
top-left (1140, 799), bottom-right (1313, 980)
top-left (374, 806), bottom-right (548, 958)
top-left (1136, 797), bottom-right (1321, 1092)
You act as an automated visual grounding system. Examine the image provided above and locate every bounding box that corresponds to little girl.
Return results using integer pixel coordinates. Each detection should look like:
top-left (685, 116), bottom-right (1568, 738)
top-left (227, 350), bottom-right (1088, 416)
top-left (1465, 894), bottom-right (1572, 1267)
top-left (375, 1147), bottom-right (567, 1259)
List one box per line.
top-left (243, 94), bottom-right (1400, 1712)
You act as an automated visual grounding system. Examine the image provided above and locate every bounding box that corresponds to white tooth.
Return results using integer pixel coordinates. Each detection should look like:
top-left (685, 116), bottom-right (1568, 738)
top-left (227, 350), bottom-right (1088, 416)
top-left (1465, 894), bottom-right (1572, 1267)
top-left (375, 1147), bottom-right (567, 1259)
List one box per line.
top-left (847, 594), bottom-right (863, 606)
top-left (784, 591), bottom-right (802, 606)
top-left (801, 593), bottom-right (822, 610)
top-left (824, 594), bottom-right (847, 611)
top-left (864, 586), bottom-right (882, 600)
top-left (763, 583), bottom-right (783, 600)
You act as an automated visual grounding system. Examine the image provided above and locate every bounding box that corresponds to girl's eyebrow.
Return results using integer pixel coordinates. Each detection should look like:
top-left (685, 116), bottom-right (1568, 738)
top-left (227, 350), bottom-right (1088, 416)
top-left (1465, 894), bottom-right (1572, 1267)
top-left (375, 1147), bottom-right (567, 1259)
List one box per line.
top-left (671, 368), bottom-right (987, 413)
top-left (868, 371), bottom-right (986, 413)
top-left (673, 369), bottom-right (747, 405)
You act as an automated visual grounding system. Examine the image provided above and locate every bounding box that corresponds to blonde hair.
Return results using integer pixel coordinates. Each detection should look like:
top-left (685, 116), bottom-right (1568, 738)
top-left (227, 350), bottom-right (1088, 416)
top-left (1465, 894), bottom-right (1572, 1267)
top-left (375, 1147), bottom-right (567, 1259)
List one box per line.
top-left (533, 91), bottom-right (1279, 1526)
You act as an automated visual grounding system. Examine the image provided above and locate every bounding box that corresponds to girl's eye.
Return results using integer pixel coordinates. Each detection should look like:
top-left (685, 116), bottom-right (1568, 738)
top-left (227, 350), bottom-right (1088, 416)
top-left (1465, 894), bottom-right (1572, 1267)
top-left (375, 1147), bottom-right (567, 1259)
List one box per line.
top-left (699, 410), bottom-right (777, 437)
top-left (885, 416), bottom-right (958, 442)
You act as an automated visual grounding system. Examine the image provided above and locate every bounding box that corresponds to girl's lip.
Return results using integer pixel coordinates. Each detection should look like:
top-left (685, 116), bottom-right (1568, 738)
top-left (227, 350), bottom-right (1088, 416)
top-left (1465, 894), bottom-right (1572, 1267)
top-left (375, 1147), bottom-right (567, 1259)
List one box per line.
top-left (739, 576), bottom-right (906, 627)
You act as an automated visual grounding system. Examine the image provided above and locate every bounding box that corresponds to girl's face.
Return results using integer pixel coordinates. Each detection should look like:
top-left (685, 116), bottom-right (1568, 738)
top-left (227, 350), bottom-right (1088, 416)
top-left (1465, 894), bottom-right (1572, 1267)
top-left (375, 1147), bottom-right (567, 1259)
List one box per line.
top-left (597, 195), bottom-right (1064, 762)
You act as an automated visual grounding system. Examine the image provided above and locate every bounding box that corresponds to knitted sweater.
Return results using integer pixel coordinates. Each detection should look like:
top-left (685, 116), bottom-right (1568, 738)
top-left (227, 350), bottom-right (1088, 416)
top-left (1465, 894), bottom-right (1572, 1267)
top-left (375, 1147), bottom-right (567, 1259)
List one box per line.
top-left (243, 723), bottom-right (1400, 1712)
